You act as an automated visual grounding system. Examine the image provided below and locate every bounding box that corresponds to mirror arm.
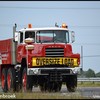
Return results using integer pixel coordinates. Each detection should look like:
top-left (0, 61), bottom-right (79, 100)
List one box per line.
top-left (71, 31), bottom-right (75, 43)
top-left (13, 23), bottom-right (17, 42)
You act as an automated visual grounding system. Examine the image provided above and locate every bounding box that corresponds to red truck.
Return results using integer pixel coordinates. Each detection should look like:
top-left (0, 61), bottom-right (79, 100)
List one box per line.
top-left (0, 23), bottom-right (80, 92)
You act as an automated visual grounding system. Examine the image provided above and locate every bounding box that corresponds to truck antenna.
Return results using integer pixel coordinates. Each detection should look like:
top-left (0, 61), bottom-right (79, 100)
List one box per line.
top-left (55, 22), bottom-right (59, 27)
top-left (15, 23), bottom-right (17, 28)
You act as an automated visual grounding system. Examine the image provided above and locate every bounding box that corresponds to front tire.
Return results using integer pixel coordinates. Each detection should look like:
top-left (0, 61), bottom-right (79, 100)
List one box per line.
top-left (39, 82), bottom-right (47, 92)
top-left (39, 81), bottom-right (62, 92)
top-left (47, 82), bottom-right (62, 92)
top-left (22, 68), bottom-right (33, 92)
top-left (66, 75), bottom-right (77, 92)
top-left (53, 82), bottom-right (62, 92)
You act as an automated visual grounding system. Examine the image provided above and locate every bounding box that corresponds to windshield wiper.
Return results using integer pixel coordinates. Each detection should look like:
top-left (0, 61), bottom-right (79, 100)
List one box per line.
top-left (53, 38), bottom-right (65, 43)
top-left (42, 40), bottom-right (52, 43)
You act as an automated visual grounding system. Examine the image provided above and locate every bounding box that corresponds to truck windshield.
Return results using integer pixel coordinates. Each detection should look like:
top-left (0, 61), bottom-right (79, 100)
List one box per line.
top-left (36, 30), bottom-right (69, 43)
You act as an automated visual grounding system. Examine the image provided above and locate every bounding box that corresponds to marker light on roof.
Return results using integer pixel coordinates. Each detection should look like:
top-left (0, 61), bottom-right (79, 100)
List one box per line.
top-left (28, 24), bottom-right (32, 28)
top-left (62, 23), bottom-right (68, 28)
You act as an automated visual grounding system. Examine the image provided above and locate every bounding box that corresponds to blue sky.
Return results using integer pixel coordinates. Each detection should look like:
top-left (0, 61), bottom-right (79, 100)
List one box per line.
top-left (0, 1), bottom-right (100, 73)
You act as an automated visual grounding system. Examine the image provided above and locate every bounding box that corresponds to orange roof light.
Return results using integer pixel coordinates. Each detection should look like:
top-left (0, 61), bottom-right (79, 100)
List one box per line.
top-left (62, 23), bottom-right (68, 28)
top-left (28, 24), bottom-right (32, 28)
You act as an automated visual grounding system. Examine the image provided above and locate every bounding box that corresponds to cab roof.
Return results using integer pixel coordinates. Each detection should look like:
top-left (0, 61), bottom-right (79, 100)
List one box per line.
top-left (19, 27), bottom-right (69, 32)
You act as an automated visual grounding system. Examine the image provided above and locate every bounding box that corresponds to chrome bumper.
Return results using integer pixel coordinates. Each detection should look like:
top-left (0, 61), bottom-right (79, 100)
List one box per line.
top-left (27, 67), bottom-right (81, 75)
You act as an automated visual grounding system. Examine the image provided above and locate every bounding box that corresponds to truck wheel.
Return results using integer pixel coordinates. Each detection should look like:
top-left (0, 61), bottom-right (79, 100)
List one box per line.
top-left (66, 75), bottom-right (77, 92)
top-left (22, 68), bottom-right (33, 92)
top-left (39, 82), bottom-right (47, 92)
top-left (7, 68), bottom-right (16, 92)
top-left (1, 68), bottom-right (8, 92)
top-left (47, 82), bottom-right (62, 92)
top-left (53, 82), bottom-right (62, 92)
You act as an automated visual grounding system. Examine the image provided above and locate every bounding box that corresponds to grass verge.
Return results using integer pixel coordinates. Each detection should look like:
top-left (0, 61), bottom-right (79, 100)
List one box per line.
top-left (78, 82), bottom-right (100, 87)
top-left (13, 92), bottom-right (89, 99)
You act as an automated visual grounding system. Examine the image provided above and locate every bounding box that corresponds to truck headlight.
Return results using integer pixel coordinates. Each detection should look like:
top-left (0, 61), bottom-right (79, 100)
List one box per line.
top-left (24, 38), bottom-right (34, 43)
top-left (72, 67), bottom-right (81, 74)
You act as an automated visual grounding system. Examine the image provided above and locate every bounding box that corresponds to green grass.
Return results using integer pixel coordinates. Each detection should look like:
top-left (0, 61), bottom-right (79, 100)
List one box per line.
top-left (0, 82), bottom-right (100, 99)
top-left (78, 82), bottom-right (100, 87)
top-left (14, 92), bottom-right (89, 99)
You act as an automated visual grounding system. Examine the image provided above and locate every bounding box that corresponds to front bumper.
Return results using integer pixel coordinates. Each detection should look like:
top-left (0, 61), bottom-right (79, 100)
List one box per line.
top-left (27, 67), bottom-right (81, 75)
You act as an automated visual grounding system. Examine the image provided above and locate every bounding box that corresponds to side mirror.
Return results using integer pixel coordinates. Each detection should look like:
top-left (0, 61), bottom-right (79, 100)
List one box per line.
top-left (14, 32), bottom-right (19, 42)
top-left (71, 31), bottom-right (75, 43)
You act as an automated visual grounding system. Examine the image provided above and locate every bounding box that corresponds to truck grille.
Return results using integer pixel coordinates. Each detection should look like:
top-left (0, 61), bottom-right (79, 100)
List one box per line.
top-left (45, 48), bottom-right (64, 57)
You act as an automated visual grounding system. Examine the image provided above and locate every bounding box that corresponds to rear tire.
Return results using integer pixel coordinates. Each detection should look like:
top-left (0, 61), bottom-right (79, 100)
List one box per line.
top-left (7, 68), bottom-right (16, 92)
top-left (1, 68), bottom-right (8, 92)
top-left (22, 68), bottom-right (33, 92)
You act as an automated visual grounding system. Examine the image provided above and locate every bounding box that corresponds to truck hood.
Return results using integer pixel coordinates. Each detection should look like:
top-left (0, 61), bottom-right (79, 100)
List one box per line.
top-left (32, 43), bottom-right (73, 57)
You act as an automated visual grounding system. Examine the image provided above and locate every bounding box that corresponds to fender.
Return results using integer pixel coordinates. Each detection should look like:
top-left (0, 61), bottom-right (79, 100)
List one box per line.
top-left (17, 44), bottom-right (27, 63)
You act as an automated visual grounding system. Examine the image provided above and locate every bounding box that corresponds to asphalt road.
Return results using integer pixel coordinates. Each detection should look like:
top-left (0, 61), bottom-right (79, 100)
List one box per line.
top-left (0, 85), bottom-right (100, 99)
top-left (32, 85), bottom-right (100, 98)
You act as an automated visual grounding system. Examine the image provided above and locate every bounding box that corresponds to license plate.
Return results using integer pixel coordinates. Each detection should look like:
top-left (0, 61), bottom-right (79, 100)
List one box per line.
top-left (32, 57), bottom-right (78, 67)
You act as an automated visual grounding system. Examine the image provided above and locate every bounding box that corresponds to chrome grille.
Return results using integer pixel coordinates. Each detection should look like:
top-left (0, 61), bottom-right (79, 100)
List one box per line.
top-left (45, 48), bottom-right (64, 57)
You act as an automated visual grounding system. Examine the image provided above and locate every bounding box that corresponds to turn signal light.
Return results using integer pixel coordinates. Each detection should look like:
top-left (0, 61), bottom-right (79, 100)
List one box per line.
top-left (26, 45), bottom-right (34, 50)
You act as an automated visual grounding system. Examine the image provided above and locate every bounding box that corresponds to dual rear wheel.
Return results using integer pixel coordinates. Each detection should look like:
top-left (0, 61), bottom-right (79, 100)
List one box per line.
top-left (1, 68), bottom-right (16, 92)
top-left (1, 67), bottom-right (33, 92)
top-left (1, 68), bottom-right (8, 92)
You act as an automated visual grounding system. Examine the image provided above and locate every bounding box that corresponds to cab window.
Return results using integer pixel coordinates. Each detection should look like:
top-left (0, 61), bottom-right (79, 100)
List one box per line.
top-left (25, 31), bottom-right (35, 39)
top-left (20, 32), bottom-right (23, 43)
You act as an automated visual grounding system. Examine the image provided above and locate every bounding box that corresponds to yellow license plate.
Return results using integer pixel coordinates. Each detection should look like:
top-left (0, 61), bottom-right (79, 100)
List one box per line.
top-left (32, 57), bottom-right (78, 67)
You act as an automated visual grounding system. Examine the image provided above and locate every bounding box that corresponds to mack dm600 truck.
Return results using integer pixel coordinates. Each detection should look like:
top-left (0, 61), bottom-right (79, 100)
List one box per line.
top-left (0, 23), bottom-right (80, 92)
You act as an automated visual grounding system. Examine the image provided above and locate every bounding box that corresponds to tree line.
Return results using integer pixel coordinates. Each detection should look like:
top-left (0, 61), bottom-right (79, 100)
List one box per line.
top-left (78, 68), bottom-right (100, 78)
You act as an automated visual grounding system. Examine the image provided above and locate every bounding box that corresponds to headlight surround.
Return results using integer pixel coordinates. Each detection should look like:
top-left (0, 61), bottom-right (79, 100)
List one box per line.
top-left (24, 38), bottom-right (34, 43)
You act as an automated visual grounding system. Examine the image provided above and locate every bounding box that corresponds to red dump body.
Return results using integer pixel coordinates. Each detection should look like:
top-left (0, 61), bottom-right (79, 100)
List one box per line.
top-left (0, 38), bottom-right (14, 65)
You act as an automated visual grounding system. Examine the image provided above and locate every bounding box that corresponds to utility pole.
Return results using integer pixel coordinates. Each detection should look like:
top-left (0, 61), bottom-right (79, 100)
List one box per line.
top-left (81, 46), bottom-right (83, 76)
